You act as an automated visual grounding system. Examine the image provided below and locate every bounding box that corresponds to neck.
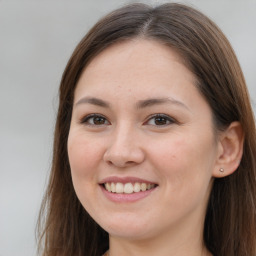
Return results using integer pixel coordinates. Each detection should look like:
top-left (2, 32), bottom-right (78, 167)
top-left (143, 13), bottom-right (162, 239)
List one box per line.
top-left (108, 225), bottom-right (212, 256)
top-left (106, 192), bottom-right (213, 256)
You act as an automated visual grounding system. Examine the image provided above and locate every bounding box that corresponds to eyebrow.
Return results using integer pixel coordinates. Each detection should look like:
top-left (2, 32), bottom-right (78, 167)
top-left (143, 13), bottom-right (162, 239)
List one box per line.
top-left (136, 97), bottom-right (189, 110)
top-left (75, 97), bottom-right (110, 108)
top-left (75, 96), bottom-right (189, 110)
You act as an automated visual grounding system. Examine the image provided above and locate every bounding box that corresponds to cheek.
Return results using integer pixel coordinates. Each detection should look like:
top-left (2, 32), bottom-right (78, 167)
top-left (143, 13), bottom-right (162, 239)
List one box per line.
top-left (150, 136), bottom-right (194, 171)
top-left (149, 134), bottom-right (215, 191)
top-left (149, 135), bottom-right (216, 222)
top-left (67, 133), bottom-right (103, 178)
top-left (67, 133), bottom-right (104, 210)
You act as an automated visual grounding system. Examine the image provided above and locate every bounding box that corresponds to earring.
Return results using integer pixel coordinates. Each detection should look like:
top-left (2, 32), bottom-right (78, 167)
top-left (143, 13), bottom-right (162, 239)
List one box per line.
top-left (219, 168), bottom-right (224, 173)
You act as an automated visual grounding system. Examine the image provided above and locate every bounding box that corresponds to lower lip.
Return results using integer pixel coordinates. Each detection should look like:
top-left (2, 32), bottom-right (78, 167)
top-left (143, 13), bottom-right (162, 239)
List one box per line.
top-left (100, 185), bottom-right (157, 203)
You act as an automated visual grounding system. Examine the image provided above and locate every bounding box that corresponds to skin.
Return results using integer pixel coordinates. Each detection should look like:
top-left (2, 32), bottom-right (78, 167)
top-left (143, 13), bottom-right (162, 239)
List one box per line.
top-left (67, 39), bottom-right (225, 256)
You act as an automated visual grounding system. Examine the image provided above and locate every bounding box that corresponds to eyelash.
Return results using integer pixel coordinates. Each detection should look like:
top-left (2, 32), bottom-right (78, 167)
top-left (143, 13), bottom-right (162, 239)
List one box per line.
top-left (80, 114), bottom-right (110, 126)
top-left (80, 113), bottom-right (177, 127)
top-left (145, 114), bottom-right (176, 126)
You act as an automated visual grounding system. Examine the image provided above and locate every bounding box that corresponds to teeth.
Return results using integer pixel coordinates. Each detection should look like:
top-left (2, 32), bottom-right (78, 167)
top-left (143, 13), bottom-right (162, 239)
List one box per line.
top-left (134, 182), bottom-right (141, 192)
top-left (141, 183), bottom-right (147, 191)
top-left (115, 182), bottom-right (124, 193)
top-left (104, 182), bottom-right (156, 194)
top-left (105, 182), bottom-right (111, 191)
top-left (110, 182), bottom-right (116, 193)
top-left (124, 183), bottom-right (133, 194)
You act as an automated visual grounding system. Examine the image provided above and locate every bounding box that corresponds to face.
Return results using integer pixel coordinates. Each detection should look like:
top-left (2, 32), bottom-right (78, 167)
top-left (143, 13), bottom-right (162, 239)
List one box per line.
top-left (68, 39), bottom-right (220, 241)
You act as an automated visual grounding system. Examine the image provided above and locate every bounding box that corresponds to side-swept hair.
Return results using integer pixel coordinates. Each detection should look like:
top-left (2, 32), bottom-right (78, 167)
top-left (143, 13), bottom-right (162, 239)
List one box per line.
top-left (37, 3), bottom-right (256, 256)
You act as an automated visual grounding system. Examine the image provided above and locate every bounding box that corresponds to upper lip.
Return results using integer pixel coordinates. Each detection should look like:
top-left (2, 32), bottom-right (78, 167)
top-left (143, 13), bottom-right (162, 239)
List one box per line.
top-left (99, 176), bottom-right (158, 185)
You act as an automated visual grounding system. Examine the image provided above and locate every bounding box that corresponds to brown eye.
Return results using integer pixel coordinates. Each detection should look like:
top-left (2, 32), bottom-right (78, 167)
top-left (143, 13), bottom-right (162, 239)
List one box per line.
top-left (82, 114), bottom-right (110, 126)
top-left (93, 116), bottom-right (106, 125)
top-left (154, 116), bottom-right (169, 125)
top-left (146, 114), bottom-right (175, 126)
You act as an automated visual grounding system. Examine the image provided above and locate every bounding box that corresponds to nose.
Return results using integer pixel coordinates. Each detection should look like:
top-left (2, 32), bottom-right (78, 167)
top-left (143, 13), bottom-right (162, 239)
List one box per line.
top-left (103, 124), bottom-right (145, 168)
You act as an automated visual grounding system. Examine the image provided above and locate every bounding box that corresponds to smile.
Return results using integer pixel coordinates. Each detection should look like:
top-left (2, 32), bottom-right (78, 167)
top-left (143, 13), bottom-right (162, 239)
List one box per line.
top-left (104, 182), bottom-right (157, 194)
top-left (99, 177), bottom-right (158, 202)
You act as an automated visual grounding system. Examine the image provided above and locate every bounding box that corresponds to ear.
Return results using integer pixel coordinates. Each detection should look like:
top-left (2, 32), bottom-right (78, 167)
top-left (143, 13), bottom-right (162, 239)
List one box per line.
top-left (213, 121), bottom-right (244, 178)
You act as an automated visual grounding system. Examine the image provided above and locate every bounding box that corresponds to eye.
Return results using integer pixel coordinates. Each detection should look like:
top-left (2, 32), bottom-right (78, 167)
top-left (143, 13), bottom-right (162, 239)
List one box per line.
top-left (145, 114), bottom-right (176, 126)
top-left (81, 114), bottom-right (110, 126)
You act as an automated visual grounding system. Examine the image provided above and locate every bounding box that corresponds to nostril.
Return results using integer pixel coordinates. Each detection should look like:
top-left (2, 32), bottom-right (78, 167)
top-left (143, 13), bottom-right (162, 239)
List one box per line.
top-left (106, 160), bottom-right (114, 166)
top-left (126, 161), bottom-right (136, 165)
top-left (103, 146), bottom-right (145, 167)
top-left (105, 159), bottom-right (136, 168)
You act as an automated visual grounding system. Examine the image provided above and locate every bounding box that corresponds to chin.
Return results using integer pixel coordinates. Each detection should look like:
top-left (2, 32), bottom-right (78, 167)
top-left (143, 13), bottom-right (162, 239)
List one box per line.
top-left (99, 215), bottom-right (152, 239)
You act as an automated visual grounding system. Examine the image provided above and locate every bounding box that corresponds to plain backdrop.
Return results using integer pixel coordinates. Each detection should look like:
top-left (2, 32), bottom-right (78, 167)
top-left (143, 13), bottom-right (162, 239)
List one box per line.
top-left (0, 0), bottom-right (255, 255)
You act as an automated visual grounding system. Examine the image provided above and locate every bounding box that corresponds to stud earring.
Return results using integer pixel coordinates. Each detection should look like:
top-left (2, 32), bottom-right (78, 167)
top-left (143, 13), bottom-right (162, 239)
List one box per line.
top-left (219, 168), bottom-right (224, 173)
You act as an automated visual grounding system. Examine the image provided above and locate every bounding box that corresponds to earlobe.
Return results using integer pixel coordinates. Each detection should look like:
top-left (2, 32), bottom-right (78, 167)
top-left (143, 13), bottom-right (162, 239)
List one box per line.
top-left (213, 121), bottom-right (244, 178)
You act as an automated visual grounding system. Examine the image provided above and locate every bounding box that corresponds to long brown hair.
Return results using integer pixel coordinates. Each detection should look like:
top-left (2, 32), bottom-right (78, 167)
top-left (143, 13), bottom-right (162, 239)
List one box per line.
top-left (37, 3), bottom-right (256, 256)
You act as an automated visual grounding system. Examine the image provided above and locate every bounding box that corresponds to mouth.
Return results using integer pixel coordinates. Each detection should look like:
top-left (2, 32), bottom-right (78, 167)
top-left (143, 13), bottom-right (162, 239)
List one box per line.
top-left (102, 182), bottom-right (158, 194)
top-left (99, 176), bottom-right (158, 202)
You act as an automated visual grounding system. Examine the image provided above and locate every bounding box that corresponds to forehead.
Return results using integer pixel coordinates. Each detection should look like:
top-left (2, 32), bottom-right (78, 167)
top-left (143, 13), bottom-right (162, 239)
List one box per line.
top-left (83, 39), bottom-right (190, 75)
top-left (75, 39), bottom-right (197, 98)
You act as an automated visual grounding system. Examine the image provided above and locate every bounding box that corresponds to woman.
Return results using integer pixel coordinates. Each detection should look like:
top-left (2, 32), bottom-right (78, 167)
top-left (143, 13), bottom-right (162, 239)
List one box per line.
top-left (37, 3), bottom-right (256, 256)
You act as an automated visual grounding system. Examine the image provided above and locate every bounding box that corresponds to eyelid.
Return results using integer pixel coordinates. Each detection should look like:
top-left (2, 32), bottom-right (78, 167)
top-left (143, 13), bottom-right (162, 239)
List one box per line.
top-left (144, 113), bottom-right (177, 126)
top-left (80, 113), bottom-right (110, 126)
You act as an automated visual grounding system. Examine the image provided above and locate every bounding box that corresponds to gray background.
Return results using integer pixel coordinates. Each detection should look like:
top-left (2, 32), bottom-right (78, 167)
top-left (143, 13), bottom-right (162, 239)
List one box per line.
top-left (0, 0), bottom-right (255, 255)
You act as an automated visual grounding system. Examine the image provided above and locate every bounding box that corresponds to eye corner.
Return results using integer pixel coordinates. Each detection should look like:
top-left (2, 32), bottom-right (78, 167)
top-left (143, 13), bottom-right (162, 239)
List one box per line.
top-left (144, 113), bottom-right (177, 127)
top-left (80, 113), bottom-right (110, 126)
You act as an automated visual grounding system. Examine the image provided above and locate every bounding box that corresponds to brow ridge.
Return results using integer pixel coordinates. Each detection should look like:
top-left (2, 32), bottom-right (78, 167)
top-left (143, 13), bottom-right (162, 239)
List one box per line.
top-left (75, 97), bottom-right (110, 108)
top-left (136, 97), bottom-right (188, 110)
top-left (75, 96), bottom-right (188, 110)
